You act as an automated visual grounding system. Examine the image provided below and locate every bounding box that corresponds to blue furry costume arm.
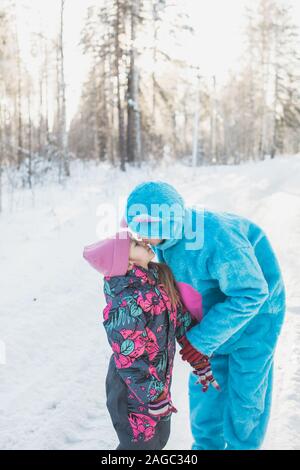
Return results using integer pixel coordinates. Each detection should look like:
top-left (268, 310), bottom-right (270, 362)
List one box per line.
top-left (185, 246), bottom-right (269, 357)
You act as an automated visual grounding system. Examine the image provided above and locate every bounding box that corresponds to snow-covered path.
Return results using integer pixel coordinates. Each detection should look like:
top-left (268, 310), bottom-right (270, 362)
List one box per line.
top-left (0, 157), bottom-right (300, 450)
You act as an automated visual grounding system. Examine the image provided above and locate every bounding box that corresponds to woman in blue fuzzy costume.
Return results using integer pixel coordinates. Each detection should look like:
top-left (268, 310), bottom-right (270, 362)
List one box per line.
top-left (121, 181), bottom-right (286, 450)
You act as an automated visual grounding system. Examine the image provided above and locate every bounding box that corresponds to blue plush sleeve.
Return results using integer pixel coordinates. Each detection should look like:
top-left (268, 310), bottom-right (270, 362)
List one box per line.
top-left (185, 246), bottom-right (269, 356)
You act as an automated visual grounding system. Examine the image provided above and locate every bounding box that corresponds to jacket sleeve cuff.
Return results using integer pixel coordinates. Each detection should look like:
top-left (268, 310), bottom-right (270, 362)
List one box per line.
top-left (149, 398), bottom-right (170, 417)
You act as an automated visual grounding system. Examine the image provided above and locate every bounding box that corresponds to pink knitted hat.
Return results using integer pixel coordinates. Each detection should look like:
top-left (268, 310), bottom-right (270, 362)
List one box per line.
top-left (83, 230), bottom-right (132, 276)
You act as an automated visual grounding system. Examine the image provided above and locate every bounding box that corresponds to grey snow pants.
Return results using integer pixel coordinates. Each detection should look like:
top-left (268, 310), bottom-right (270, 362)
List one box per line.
top-left (105, 355), bottom-right (171, 450)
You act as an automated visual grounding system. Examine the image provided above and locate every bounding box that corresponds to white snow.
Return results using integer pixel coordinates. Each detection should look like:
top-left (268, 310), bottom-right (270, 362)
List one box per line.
top-left (0, 156), bottom-right (300, 450)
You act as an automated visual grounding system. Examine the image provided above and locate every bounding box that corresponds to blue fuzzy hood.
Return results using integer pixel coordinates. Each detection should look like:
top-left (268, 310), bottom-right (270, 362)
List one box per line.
top-left (123, 181), bottom-right (188, 250)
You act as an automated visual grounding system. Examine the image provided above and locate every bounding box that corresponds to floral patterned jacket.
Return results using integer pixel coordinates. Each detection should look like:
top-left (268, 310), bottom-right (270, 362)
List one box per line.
top-left (103, 262), bottom-right (195, 442)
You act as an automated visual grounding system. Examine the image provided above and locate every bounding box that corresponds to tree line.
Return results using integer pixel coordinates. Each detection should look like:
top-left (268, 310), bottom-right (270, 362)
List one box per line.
top-left (0, 0), bottom-right (300, 206)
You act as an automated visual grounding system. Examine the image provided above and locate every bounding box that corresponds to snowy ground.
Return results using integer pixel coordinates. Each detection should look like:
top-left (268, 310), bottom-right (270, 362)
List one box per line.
top-left (0, 156), bottom-right (300, 450)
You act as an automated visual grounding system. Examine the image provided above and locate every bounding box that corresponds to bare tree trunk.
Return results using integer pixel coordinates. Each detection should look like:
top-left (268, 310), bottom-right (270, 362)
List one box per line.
top-left (127, 0), bottom-right (142, 166)
top-left (115, 0), bottom-right (126, 171)
top-left (210, 75), bottom-right (217, 164)
top-left (182, 90), bottom-right (189, 155)
top-left (27, 91), bottom-right (32, 188)
top-left (99, 57), bottom-right (108, 161)
top-left (152, 0), bottom-right (158, 127)
top-left (192, 71), bottom-right (201, 167)
top-left (245, 8), bottom-right (258, 160)
top-left (0, 104), bottom-right (3, 213)
top-left (127, 70), bottom-right (134, 163)
top-left (56, 44), bottom-right (61, 168)
top-left (38, 69), bottom-right (43, 154)
top-left (44, 39), bottom-right (50, 142)
top-left (59, 0), bottom-right (69, 176)
top-left (271, 17), bottom-right (282, 160)
top-left (16, 44), bottom-right (23, 169)
top-left (271, 61), bottom-right (279, 159)
top-left (132, 68), bottom-right (142, 167)
top-left (108, 42), bottom-right (116, 166)
top-left (258, 1), bottom-right (272, 160)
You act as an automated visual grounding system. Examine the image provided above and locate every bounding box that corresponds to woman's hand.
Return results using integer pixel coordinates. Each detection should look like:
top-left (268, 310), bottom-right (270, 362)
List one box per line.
top-left (179, 336), bottom-right (221, 392)
top-left (192, 361), bottom-right (221, 392)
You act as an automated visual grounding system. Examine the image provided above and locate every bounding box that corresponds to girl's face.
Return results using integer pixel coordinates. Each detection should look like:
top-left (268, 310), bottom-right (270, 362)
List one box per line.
top-left (128, 238), bottom-right (155, 270)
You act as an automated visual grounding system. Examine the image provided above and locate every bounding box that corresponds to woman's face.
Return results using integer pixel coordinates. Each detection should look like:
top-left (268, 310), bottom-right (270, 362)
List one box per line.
top-left (141, 238), bottom-right (163, 246)
top-left (128, 238), bottom-right (155, 270)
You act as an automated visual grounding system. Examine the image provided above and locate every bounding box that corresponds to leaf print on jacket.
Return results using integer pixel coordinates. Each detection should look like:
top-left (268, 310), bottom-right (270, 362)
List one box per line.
top-left (103, 300), bottom-right (112, 321)
top-left (128, 412), bottom-right (157, 442)
top-left (134, 266), bottom-right (157, 285)
top-left (102, 262), bottom-right (198, 443)
top-left (111, 327), bottom-right (159, 368)
top-left (136, 290), bottom-right (166, 316)
top-left (143, 328), bottom-right (160, 361)
top-left (126, 297), bottom-right (143, 318)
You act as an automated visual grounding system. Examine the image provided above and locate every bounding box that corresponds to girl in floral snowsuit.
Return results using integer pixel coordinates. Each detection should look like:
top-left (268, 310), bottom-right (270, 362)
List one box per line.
top-left (83, 230), bottom-right (205, 450)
